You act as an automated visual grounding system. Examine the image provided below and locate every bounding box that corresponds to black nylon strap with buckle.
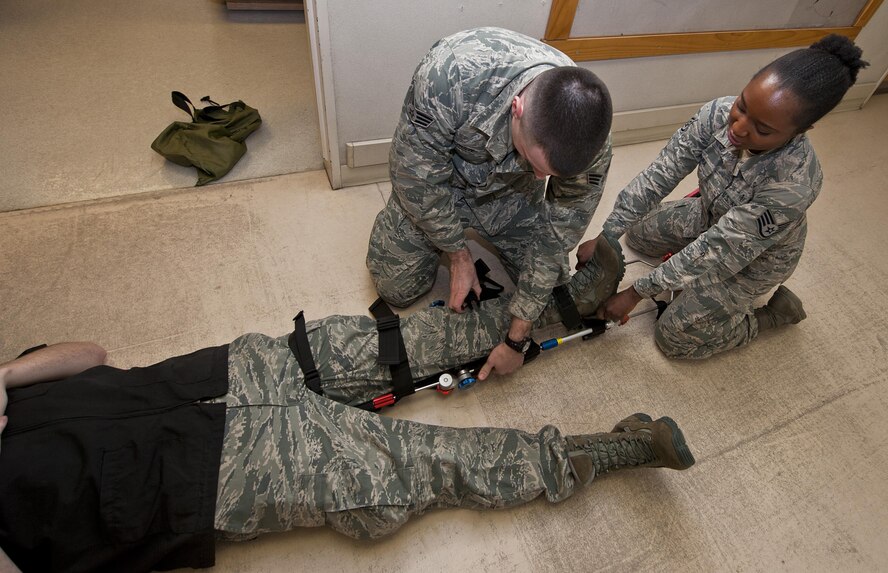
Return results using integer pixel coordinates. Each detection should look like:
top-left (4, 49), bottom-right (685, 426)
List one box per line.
top-left (552, 284), bottom-right (583, 331)
top-left (461, 259), bottom-right (506, 310)
top-left (288, 311), bottom-right (323, 395)
top-left (373, 313), bottom-right (403, 366)
top-left (474, 259), bottom-right (504, 301)
top-left (369, 297), bottom-right (414, 399)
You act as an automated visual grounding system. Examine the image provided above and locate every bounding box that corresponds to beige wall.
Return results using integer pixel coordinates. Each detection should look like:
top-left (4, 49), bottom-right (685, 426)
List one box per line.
top-left (307, 0), bottom-right (888, 188)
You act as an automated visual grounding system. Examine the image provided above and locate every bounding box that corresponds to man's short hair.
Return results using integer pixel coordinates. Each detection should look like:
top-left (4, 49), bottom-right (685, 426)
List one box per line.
top-left (524, 67), bottom-right (612, 178)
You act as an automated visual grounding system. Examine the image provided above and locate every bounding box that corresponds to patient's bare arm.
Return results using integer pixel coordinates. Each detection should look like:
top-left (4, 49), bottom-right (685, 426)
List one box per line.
top-left (0, 342), bottom-right (107, 390)
top-left (0, 342), bottom-right (107, 436)
top-left (0, 342), bottom-right (107, 571)
top-left (0, 546), bottom-right (22, 573)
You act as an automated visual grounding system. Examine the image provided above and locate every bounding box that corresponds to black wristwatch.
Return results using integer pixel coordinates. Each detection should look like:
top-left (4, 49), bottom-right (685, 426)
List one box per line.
top-left (504, 335), bottom-right (532, 354)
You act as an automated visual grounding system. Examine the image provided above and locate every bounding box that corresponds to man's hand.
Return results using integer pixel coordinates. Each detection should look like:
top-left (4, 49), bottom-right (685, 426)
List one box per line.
top-left (478, 317), bottom-right (532, 380)
top-left (477, 342), bottom-right (525, 381)
top-left (575, 234), bottom-right (601, 270)
top-left (448, 248), bottom-right (482, 313)
top-left (600, 286), bottom-right (644, 324)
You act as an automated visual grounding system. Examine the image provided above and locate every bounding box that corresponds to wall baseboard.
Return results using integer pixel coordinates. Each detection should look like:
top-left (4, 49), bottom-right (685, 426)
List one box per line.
top-left (347, 138), bottom-right (391, 168)
top-left (324, 159), bottom-right (390, 189)
top-left (335, 82), bottom-right (877, 188)
top-left (226, 1), bottom-right (303, 9)
top-left (340, 162), bottom-right (391, 188)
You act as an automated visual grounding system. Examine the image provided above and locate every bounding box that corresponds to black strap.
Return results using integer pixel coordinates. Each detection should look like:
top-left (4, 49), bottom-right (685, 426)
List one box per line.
top-left (524, 339), bottom-right (542, 364)
top-left (368, 298), bottom-right (414, 399)
top-left (462, 259), bottom-right (505, 309)
top-left (171, 92), bottom-right (237, 119)
top-left (287, 311), bottom-right (323, 395)
top-left (474, 259), bottom-right (505, 301)
top-left (170, 91), bottom-right (196, 120)
top-left (552, 284), bottom-right (583, 331)
top-left (370, 299), bottom-right (403, 366)
top-left (198, 95), bottom-right (243, 114)
top-left (655, 299), bottom-right (669, 320)
top-left (580, 317), bottom-right (609, 341)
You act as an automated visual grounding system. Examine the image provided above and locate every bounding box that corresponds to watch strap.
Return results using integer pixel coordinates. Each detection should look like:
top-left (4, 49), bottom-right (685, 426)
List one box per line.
top-left (504, 335), bottom-right (530, 354)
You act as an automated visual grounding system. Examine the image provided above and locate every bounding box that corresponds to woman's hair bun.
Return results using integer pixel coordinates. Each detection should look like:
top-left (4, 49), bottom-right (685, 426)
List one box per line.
top-left (810, 34), bottom-right (869, 82)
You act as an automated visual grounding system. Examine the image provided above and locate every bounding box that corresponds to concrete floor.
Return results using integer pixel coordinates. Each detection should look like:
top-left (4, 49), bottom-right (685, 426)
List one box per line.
top-left (0, 0), bottom-right (322, 212)
top-left (2, 95), bottom-right (887, 571)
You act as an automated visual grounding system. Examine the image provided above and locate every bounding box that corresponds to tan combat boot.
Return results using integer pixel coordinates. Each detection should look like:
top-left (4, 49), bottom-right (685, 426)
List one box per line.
top-left (565, 413), bottom-right (695, 485)
top-left (537, 234), bottom-right (625, 328)
top-left (755, 285), bottom-right (807, 332)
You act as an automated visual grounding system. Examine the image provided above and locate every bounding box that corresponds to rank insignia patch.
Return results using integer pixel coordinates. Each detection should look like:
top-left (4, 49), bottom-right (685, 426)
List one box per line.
top-left (408, 104), bottom-right (434, 129)
top-left (586, 173), bottom-right (603, 187)
top-left (757, 209), bottom-right (779, 237)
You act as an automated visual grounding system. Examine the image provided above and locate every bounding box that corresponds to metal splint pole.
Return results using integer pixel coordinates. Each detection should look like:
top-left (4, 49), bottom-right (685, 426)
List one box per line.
top-left (540, 257), bottom-right (675, 351)
top-left (539, 301), bottom-right (666, 350)
top-left (356, 353), bottom-right (513, 412)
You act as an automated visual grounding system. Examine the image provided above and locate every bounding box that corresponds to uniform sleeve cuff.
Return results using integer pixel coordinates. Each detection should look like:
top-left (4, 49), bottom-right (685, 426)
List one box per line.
top-left (434, 235), bottom-right (468, 254)
top-left (508, 292), bottom-right (546, 323)
top-left (602, 220), bottom-right (625, 240)
top-left (633, 276), bottom-right (664, 299)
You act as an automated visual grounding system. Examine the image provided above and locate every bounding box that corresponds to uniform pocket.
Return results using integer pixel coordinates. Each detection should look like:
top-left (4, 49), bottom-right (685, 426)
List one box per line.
top-left (100, 438), bottom-right (207, 542)
top-left (303, 464), bottom-right (417, 512)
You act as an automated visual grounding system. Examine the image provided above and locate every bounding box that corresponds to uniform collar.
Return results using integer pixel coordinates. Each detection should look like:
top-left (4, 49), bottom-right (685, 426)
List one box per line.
top-left (717, 126), bottom-right (806, 168)
top-left (714, 126), bottom-right (732, 149)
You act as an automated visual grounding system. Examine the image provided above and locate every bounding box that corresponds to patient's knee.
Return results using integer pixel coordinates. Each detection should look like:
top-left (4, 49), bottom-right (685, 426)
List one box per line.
top-left (371, 276), bottom-right (433, 308)
top-left (623, 228), bottom-right (658, 259)
top-left (654, 320), bottom-right (708, 360)
top-left (325, 506), bottom-right (410, 540)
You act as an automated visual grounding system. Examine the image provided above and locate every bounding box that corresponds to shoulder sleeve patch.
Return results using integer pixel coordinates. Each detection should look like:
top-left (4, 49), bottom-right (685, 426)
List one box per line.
top-left (586, 173), bottom-right (603, 187)
top-left (408, 103), bottom-right (434, 129)
top-left (757, 209), bottom-right (779, 238)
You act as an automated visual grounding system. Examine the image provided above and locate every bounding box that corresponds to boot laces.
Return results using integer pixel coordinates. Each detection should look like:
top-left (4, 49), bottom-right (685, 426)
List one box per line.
top-left (570, 264), bottom-right (603, 303)
top-left (584, 432), bottom-right (656, 471)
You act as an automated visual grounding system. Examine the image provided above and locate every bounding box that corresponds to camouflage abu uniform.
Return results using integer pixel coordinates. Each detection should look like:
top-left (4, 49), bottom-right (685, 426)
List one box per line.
top-left (212, 237), bottom-right (625, 540)
top-left (603, 97), bottom-right (822, 359)
top-left (212, 292), bottom-right (587, 541)
top-left (367, 27), bottom-right (612, 322)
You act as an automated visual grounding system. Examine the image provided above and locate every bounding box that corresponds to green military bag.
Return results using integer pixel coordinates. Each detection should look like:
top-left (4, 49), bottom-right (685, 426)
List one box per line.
top-left (151, 91), bottom-right (262, 186)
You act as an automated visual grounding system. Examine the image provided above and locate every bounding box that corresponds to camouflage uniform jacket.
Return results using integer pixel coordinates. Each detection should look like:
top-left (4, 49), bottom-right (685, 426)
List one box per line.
top-left (602, 97), bottom-right (822, 298)
top-left (389, 27), bottom-right (612, 321)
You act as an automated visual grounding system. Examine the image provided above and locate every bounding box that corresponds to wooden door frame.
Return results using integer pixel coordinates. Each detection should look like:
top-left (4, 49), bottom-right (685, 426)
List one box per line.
top-left (543, 0), bottom-right (882, 61)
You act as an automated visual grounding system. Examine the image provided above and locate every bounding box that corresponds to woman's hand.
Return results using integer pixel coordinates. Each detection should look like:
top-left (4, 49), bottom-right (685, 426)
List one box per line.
top-left (575, 235), bottom-right (601, 270)
top-left (600, 286), bottom-right (644, 324)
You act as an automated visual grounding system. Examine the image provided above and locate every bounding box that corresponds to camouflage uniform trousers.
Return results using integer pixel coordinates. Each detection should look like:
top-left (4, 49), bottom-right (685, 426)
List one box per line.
top-left (367, 189), bottom-right (567, 308)
top-left (626, 196), bottom-right (804, 359)
top-left (212, 295), bottom-right (576, 541)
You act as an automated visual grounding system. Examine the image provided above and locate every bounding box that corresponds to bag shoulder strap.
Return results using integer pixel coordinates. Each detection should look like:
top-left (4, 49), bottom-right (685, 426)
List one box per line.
top-left (170, 91), bottom-right (196, 120)
top-left (170, 92), bottom-right (242, 120)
